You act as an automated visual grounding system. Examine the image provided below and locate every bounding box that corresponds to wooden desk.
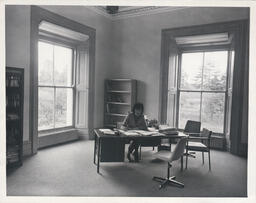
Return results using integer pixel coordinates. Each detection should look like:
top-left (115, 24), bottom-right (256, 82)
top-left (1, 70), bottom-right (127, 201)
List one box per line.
top-left (93, 129), bottom-right (187, 173)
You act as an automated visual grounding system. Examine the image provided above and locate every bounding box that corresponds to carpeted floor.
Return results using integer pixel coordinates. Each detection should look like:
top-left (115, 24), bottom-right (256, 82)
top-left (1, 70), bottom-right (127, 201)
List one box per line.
top-left (7, 140), bottom-right (247, 197)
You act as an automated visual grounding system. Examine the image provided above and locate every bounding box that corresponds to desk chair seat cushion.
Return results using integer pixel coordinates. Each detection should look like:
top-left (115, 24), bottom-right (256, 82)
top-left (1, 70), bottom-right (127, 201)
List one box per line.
top-left (154, 150), bottom-right (174, 162)
top-left (154, 138), bottom-right (187, 162)
top-left (187, 142), bottom-right (209, 152)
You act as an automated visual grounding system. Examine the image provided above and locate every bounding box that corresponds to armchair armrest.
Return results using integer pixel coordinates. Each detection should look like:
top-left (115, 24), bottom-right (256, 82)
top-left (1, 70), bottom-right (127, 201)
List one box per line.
top-left (188, 136), bottom-right (209, 141)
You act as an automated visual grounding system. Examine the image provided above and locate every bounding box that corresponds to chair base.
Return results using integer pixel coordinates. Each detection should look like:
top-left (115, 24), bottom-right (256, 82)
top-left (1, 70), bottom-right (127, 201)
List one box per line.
top-left (153, 176), bottom-right (184, 189)
top-left (184, 151), bottom-right (196, 158)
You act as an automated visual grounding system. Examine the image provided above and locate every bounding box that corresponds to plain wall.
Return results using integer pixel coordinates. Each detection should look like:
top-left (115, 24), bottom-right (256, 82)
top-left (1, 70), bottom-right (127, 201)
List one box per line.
top-left (111, 7), bottom-right (249, 121)
top-left (6, 5), bottom-right (31, 141)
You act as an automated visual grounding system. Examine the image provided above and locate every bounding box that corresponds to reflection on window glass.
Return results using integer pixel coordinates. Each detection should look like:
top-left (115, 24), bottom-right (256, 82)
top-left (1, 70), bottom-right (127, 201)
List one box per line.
top-left (203, 51), bottom-right (227, 91)
top-left (201, 93), bottom-right (225, 133)
top-left (180, 52), bottom-right (203, 90)
top-left (38, 41), bottom-right (73, 131)
top-left (38, 42), bottom-right (54, 85)
top-left (54, 46), bottom-right (72, 86)
top-left (178, 51), bottom-right (228, 133)
top-left (179, 92), bottom-right (200, 129)
top-left (38, 87), bottom-right (54, 130)
top-left (55, 88), bottom-right (73, 128)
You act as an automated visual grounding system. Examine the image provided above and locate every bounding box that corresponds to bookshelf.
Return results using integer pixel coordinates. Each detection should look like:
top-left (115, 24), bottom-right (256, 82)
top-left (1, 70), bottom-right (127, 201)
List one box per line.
top-left (6, 67), bottom-right (24, 167)
top-left (104, 79), bottom-right (137, 128)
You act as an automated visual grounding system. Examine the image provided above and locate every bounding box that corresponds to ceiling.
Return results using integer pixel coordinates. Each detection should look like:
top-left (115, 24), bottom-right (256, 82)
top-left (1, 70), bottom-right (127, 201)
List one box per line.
top-left (90, 6), bottom-right (185, 20)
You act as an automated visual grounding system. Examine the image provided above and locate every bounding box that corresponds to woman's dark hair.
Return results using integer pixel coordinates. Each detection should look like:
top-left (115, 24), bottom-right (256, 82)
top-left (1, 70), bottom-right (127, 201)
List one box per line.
top-left (132, 103), bottom-right (144, 114)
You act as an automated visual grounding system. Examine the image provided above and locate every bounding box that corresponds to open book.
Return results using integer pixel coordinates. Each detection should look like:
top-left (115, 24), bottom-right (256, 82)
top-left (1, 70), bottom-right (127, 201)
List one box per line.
top-left (118, 130), bottom-right (159, 136)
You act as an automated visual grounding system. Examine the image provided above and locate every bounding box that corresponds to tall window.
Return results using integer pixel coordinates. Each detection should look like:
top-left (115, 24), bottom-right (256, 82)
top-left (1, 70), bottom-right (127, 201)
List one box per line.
top-left (178, 51), bottom-right (228, 133)
top-left (38, 41), bottom-right (74, 131)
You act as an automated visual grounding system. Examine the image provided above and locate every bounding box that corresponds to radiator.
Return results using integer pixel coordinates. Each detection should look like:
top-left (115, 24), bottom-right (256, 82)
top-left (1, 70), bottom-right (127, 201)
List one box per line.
top-left (203, 136), bottom-right (226, 151)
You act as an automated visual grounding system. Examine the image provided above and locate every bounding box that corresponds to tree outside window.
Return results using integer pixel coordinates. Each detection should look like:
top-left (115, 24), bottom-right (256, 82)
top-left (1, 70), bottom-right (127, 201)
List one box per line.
top-left (179, 51), bottom-right (228, 133)
top-left (38, 41), bottom-right (73, 131)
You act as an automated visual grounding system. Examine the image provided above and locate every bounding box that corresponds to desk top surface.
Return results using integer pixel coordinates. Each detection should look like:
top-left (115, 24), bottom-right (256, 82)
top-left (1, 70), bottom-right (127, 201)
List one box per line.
top-left (94, 129), bottom-right (187, 139)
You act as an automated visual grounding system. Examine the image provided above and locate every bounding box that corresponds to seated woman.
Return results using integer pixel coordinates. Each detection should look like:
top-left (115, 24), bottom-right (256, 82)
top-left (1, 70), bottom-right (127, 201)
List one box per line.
top-left (121, 103), bottom-right (148, 162)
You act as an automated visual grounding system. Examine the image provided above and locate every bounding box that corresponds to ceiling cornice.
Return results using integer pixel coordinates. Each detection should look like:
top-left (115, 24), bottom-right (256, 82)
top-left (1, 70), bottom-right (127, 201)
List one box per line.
top-left (87, 6), bottom-right (187, 21)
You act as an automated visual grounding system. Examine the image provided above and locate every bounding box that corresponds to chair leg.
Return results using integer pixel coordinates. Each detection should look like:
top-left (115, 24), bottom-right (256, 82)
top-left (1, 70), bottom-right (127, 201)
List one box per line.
top-left (202, 152), bottom-right (204, 164)
top-left (152, 164), bottom-right (184, 189)
top-left (168, 178), bottom-right (184, 188)
top-left (153, 146), bottom-right (154, 151)
top-left (139, 145), bottom-right (142, 160)
top-left (208, 151), bottom-right (211, 171)
top-left (153, 176), bottom-right (166, 183)
top-left (185, 148), bottom-right (188, 169)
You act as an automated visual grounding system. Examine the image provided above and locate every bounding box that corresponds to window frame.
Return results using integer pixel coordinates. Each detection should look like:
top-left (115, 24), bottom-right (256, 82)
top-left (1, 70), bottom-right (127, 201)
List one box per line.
top-left (30, 6), bottom-right (96, 154)
top-left (176, 48), bottom-right (232, 134)
top-left (37, 39), bottom-right (76, 134)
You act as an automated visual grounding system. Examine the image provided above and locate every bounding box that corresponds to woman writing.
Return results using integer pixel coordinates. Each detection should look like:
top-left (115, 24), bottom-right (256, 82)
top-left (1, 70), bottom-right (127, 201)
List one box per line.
top-left (122, 103), bottom-right (148, 162)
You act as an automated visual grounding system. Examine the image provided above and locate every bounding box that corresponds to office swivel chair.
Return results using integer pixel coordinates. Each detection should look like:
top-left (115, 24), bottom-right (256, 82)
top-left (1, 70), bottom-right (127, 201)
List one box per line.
top-left (152, 137), bottom-right (187, 189)
top-left (186, 128), bottom-right (212, 170)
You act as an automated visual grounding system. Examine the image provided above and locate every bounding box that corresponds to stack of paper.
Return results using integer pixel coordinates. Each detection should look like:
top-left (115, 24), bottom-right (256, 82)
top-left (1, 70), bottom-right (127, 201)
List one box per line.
top-left (158, 125), bottom-right (178, 135)
top-left (125, 130), bottom-right (139, 136)
top-left (99, 129), bottom-right (115, 135)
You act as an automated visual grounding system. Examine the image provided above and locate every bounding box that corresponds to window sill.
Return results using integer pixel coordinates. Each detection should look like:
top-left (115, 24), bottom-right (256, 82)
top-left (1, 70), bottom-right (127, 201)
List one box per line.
top-left (38, 128), bottom-right (79, 149)
top-left (38, 127), bottom-right (75, 137)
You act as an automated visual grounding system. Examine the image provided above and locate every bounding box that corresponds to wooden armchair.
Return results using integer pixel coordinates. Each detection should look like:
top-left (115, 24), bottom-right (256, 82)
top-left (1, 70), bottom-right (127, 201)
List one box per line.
top-left (185, 128), bottom-right (212, 170)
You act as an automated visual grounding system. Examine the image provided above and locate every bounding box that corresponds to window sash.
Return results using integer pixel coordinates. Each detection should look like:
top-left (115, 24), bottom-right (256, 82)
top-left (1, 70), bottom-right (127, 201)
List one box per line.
top-left (38, 40), bottom-right (75, 132)
top-left (38, 40), bottom-right (75, 87)
top-left (177, 50), bottom-right (229, 134)
top-left (38, 86), bottom-right (74, 131)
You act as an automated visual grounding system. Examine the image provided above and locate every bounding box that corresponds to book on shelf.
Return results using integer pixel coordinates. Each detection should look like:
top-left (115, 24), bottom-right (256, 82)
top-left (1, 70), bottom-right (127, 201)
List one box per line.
top-left (7, 75), bottom-right (21, 87)
top-left (6, 113), bottom-right (19, 120)
top-left (106, 104), bottom-right (110, 113)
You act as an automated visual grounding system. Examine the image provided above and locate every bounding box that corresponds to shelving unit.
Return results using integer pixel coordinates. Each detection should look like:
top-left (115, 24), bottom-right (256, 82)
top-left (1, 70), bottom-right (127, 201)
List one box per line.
top-left (6, 67), bottom-right (24, 167)
top-left (104, 79), bottom-right (137, 128)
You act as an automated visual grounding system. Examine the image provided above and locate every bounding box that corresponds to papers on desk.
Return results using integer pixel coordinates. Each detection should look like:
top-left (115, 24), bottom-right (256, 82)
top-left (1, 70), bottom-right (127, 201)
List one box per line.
top-left (119, 130), bottom-right (138, 136)
top-left (158, 125), bottom-right (178, 135)
top-left (99, 129), bottom-right (115, 135)
top-left (134, 130), bottom-right (158, 136)
top-left (118, 130), bottom-right (159, 136)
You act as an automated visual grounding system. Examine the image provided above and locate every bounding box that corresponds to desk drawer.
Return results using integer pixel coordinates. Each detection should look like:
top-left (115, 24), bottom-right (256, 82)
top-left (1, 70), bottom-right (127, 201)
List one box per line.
top-left (100, 138), bottom-right (125, 162)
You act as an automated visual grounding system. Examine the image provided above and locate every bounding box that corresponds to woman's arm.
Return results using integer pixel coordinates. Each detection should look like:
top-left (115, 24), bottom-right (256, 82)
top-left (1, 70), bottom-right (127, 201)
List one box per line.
top-left (121, 113), bottom-right (131, 130)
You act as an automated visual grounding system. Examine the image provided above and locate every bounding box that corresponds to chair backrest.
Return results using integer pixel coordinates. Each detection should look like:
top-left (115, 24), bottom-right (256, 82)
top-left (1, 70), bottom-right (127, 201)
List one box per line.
top-left (170, 137), bottom-right (187, 162)
top-left (184, 120), bottom-right (201, 135)
top-left (201, 128), bottom-right (212, 147)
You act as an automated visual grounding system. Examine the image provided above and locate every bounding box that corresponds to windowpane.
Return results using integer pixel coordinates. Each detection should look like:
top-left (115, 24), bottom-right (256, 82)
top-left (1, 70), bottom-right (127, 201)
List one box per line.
top-left (54, 45), bottom-right (72, 86)
top-left (38, 42), bottom-right (54, 85)
top-left (203, 51), bottom-right (227, 90)
top-left (201, 93), bottom-right (225, 133)
top-left (179, 92), bottom-right (200, 129)
top-left (38, 87), bottom-right (54, 130)
top-left (55, 88), bottom-right (73, 128)
top-left (180, 53), bottom-right (203, 90)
